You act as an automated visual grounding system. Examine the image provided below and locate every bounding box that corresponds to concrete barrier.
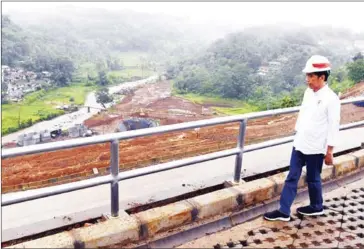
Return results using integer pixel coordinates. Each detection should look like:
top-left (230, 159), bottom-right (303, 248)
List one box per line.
top-left (6, 150), bottom-right (363, 248)
top-left (187, 189), bottom-right (240, 220)
top-left (333, 154), bottom-right (357, 177)
top-left (9, 232), bottom-right (74, 248)
top-left (230, 178), bottom-right (276, 206)
top-left (133, 200), bottom-right (194, 239)
top-left (7, 211), bottom-right (140, 248)
top-left (352, 149), bottom-right (364, 168)
top-left (73, 212), bottom-right (140, 248)
top-left (268, 170), bottom-right (306, 194)
top-left (321, 165), bottom-right (335, 182)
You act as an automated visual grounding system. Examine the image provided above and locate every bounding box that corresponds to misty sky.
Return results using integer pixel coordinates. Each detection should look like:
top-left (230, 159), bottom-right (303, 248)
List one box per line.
top-left (2, 2), bottom-right (364, 33)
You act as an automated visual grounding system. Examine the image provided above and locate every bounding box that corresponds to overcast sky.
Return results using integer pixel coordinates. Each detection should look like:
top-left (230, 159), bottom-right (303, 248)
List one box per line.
top-left (2, 2), bottom-right (364, 32)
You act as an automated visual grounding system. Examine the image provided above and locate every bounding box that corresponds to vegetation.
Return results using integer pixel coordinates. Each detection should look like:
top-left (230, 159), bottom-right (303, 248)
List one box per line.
top-left (347, 58), bottom-right (364, 83)
top-left (1, 84), bottom-right (95, 135)
top-left (168, 27), bottom-right (363, 112)
top-left (2, 5), bottom-right (364, 136)
top-left (95, 88), bottom-right (113, 108)
top-left (1, 11), bottom-right (172, 135)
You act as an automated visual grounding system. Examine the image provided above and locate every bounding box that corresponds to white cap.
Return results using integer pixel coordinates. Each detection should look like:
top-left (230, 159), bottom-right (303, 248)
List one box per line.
top-left (302, 55), bottom-right (331, 73)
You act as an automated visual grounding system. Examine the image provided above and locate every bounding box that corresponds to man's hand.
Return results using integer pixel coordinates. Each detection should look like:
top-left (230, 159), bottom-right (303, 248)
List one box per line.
top-left (325, 146), bottom-right (334, 165)
top-left (325, 152), bottom-right (334, 165)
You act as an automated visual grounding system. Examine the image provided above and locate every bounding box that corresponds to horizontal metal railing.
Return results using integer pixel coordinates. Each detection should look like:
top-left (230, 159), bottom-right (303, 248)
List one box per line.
top-left (2, 96), bottom-right (364, 217)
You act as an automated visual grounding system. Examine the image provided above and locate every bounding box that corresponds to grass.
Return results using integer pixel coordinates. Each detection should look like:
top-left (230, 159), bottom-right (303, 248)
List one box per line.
top-left (116, 51), bottom-right (150, 67)
top-left (108, 68), bottom-right (155, 79)
top-left (173, 92), bottom-right (260, 115)
top-left (1, 83), bottom-right (95, 135)
top-left (2, 103), bottom-right (64, 135)
top-left (76, 62), bottom-right (98, 79)
top-left (174, 92), bottom-right (245, 106)
top-left (39, 84), bottom-right (95, 105)
top-left (77, 51), bottom-right (156, 85)
top-left (213, 105), bottom-right (261, 115)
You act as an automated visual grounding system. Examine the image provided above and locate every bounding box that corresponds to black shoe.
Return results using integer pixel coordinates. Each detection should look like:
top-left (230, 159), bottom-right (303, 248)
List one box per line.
top-left (264, 210), bottom-right (290, 221)
top-left (297, 206), bottom-right (324, 216)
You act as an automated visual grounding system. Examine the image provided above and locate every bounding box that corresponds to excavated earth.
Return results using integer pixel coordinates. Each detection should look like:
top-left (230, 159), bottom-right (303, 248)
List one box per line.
top-left (2, 81), bottom-right (364, 193)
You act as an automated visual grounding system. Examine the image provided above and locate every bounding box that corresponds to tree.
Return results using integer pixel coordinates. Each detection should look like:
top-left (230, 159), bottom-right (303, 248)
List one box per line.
top-left (51, 70), bottom-right (69, 86)
top-left (347, 59), bottom-right (364, 83)
top-left (280, 95), bottom-right (296, 108)
top-left (331, 69), bottom-right (346, 83)
top-left (106, 57), bottom-right (124, 70)
top-left (353, 52), bottom-right (364, 62)
top-left (96, 60), bottom-right (107, 72)
top-left (26, 118), bottom-right (33, 126)
top-left (248, 55), bottom-right (262, 70)
top-left (97, 71), bottom-right (109, 86)
top-left (2, 82), bottom-right (8, 94)
top-left (95, 88), bottom-right (113, 108)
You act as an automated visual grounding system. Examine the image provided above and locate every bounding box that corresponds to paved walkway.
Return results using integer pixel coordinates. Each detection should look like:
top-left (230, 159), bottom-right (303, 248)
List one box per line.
top-left (178, 177), bottom-right (364, 248)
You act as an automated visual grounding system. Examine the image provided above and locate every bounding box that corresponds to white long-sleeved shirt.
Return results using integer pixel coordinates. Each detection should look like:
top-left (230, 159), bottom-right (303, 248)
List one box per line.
top-left (293, 84), bottom-right (341, 155)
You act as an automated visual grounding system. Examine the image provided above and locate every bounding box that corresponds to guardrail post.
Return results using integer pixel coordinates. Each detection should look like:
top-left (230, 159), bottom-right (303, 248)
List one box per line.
top-left (110, 140), bottom-right (120, 217)
top-left (234, 119), bottom-right (247, 183)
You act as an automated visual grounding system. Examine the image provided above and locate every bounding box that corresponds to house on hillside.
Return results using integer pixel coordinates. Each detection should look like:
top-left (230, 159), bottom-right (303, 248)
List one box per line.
top-left (268, 61), bottom-right (281, 68)
top-left (257, 66), bottom-right (269, 76)
top-left (276, 56), bottom-right (289, 63)
top-left (267, 61), bottom-right (282, 73)
top-left (42, 71), bottom-right (52, 78)
top-left (7, 86), bottom-right (23, 100)
top-left (2, 66), bottom-right (51, 101)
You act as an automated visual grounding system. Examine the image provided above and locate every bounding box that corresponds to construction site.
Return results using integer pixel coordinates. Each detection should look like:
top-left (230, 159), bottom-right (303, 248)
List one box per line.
top-left (2, 81), bottom-right (364, 194)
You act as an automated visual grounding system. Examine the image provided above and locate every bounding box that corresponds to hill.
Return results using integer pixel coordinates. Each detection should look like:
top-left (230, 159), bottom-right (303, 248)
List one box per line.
top-left (168, 25), bottom-right (361, 109)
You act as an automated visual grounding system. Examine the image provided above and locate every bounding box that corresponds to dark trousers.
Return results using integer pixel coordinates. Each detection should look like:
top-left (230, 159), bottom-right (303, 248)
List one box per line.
top-left (279, 147), bottom-right (325, 216)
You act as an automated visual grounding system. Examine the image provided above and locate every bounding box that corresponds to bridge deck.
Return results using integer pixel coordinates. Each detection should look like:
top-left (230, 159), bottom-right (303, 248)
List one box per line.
top-left (2, 127), bottom-right (364, 242)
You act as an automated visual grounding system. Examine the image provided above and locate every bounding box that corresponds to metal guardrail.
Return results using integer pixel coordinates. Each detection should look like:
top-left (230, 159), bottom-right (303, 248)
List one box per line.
top-left (2, 96), bottom-right (364, 217)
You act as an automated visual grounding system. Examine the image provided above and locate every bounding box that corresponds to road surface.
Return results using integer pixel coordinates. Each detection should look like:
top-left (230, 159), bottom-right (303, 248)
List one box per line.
top-left (2, 126), bottom-right (363, 242)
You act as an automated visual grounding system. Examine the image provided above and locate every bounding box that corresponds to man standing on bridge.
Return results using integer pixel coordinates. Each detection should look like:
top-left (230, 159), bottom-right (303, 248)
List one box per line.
top-left (264, 55), bottom-right (341, 221)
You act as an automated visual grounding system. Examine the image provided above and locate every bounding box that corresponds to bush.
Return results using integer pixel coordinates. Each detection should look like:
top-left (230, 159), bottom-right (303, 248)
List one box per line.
top-left (6, 127), bottom-right (18, 134)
